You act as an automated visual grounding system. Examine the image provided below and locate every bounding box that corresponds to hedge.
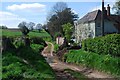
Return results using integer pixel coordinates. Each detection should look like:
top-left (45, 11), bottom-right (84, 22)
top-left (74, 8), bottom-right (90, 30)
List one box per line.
top-left (64, 50), bottom-right (120, 76)
top-left (82, 34), bottom-right (120, 57)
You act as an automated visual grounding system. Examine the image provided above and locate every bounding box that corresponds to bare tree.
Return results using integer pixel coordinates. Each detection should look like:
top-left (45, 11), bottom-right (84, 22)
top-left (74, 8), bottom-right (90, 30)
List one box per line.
top-left (52, 2), bottom-right (68, 13)
top-left (47, 2), bottom-right (68, 21)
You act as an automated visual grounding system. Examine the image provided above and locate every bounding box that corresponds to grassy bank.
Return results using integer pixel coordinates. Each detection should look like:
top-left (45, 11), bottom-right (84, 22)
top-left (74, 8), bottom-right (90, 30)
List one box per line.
top-left (2, 44), bottom-right (56, 79)
top-left (64, 50), bottom-right (120, 77)
top-left (2, 29), bottom-right (55, 79)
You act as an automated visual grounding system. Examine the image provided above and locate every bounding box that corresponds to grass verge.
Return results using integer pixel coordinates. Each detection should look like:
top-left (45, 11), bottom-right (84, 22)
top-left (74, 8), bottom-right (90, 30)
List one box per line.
top-left (64, 50), bottom-right (120, 77)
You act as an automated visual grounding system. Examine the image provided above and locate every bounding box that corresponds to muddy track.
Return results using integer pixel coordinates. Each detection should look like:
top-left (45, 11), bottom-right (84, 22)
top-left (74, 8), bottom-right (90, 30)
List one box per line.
top-left (42, 42), bottom-right (115, 80)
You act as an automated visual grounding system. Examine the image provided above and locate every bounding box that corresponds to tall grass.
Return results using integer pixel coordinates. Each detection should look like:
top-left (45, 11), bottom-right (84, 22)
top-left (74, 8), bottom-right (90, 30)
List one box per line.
top-left (64, 50), bottom-right (120, 77)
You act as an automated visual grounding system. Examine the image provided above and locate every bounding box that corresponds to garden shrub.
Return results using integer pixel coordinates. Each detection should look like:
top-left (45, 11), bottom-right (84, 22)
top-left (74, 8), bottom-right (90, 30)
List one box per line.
top-left (82, 34), bottom-right (120, 57)
top-left (64, 50), bottom-right (120, 76)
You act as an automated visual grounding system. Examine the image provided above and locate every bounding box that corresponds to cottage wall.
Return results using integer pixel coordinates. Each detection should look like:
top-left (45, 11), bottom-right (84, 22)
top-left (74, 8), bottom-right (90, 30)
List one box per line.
top-left (95, 20), bottom-right (118, 36)
top-left (75, 22), bottom-right (95, 43)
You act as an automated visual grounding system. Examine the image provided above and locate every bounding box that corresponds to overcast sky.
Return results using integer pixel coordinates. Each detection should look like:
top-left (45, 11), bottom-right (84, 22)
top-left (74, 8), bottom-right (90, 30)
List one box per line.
top-left (0, 0), bottom-right (116, 28)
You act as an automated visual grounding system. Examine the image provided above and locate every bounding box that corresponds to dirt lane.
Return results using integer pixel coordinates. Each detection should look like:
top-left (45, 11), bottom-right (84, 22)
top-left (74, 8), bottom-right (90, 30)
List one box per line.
top-left (42, 42), bottom-right (114, 80)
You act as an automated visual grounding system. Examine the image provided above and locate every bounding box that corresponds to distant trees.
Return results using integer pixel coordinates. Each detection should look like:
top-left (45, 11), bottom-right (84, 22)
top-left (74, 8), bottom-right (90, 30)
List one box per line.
top-left (0, 25), bottom-right (8, 29)
top-left (113, 0), bottom-right (120, 15)
top-left (18, 21), bottom-right (29, 36)
top-left (27, 22), bottom-right (35, 31)
top-left (18, 21), bottom-right (44, 33)
top-left (36, 23), bottom-right (42, 32)
top-left (46, 2), bottom-right (78, 39)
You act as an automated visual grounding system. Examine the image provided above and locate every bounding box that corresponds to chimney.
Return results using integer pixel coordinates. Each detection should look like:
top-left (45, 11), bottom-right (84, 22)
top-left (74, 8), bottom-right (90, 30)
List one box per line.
top-left (104, 7), bottom-right (107, 16)
top-left (101, 0), bottom-right (104, 36)
top-left (107, 4), bottom-right (110, 16)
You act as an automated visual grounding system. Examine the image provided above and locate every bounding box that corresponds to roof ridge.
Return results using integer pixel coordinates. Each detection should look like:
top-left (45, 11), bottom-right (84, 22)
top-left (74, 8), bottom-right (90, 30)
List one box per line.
top-left (78, 9), bottom-right (100, 23)
top-left (88, 9), bottom-right (100, 14)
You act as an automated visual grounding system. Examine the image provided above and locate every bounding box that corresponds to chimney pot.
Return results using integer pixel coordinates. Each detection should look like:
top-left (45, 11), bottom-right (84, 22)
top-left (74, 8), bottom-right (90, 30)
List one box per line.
top-left (107, 4), bottom-right (110, 16)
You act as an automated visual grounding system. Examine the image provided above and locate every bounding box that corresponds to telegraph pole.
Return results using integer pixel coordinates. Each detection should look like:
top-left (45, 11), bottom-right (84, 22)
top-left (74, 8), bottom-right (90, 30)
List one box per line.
top-left (101, 0), bottom-right (104, 36)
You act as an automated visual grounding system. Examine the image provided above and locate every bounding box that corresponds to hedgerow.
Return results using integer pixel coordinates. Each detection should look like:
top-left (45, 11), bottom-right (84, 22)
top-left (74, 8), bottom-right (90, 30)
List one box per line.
top-left (82, 34), bottom-right (120, 57)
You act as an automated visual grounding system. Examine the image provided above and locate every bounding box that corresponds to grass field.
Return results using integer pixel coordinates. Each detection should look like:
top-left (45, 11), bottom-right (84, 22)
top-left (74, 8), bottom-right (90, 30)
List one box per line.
top-left (2, 29), bottom-right (51, 38)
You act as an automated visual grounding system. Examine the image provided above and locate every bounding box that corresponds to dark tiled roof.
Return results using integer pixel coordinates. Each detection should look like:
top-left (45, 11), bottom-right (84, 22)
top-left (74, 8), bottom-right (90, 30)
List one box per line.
top-left (78, 10), bottom-right (101, 23)
top-left (78, 9), bottom-right (120, 24)
top-left (107, 15), bottom-right (120, 23)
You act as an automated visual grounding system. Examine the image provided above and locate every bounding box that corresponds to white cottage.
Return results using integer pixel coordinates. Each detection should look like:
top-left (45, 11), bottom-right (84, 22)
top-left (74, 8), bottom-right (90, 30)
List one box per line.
top-left (75, 4), bottom-right (120, 43)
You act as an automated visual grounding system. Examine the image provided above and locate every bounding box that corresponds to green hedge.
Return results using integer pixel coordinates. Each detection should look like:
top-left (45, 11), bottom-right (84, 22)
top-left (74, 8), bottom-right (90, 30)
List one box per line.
top-left (64, 50), bottom-right (120, 76)
top-left (82, 34), bottom-right (120, 57)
